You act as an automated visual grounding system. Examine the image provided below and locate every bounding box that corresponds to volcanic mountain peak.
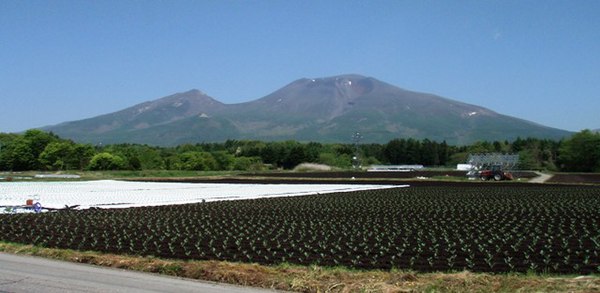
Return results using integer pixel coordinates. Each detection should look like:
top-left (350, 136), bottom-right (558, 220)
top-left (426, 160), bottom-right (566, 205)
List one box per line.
top-left (250, 74), bottom-right (492, 121)
top-left (129, 89), bottom-right (223, 116)
top-left (238, 74), bottom-right (384, 120)
top-left (42, 74), bottom-right (572, 145)
top-left (47, 89), bottom-right (225, 135)
top-left (101, 89), bottom-right (221, 127)
top-left (292, 74), bottom-right (378, 99)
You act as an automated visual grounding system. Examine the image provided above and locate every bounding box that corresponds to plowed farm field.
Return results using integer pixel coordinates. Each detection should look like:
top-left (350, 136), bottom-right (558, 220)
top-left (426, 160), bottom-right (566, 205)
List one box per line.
top-left (1, 181), bottom-right (598, 275)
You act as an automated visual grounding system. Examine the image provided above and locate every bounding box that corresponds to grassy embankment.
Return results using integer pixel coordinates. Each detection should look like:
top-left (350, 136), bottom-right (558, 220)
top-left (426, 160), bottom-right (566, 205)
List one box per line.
top-left (0, 242), bottom-right (597, 292)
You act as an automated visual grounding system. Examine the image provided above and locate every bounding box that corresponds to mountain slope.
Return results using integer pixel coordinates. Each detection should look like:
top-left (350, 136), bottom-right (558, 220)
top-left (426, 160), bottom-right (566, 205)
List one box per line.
top-left (216, 75), bottom-right (569, 143)
top-left (43, 75), bottom-right (572, 145)
top-left (45, 90), bottom-right (225, 143)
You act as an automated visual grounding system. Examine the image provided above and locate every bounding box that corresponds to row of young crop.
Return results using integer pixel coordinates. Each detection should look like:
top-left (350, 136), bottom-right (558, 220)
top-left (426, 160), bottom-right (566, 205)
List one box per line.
top-left (1, 185), bottom-right (599, 274)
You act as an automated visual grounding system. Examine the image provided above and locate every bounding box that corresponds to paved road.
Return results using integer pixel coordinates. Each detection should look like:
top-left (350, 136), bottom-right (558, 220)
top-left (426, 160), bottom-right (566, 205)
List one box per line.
top-left (0, 253), bottom-right (279, 293)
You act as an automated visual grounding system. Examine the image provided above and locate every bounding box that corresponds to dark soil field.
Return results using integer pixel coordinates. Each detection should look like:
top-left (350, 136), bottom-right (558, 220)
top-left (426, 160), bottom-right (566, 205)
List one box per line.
top-left (1, 182), bottom-right (598, 275)
top-left (548, 173), bottom-right (600, 184)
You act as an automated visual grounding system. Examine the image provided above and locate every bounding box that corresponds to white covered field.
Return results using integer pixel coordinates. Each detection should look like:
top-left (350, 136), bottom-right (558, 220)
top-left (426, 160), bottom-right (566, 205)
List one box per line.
top-left (0, 180), bottom-right (398, 212)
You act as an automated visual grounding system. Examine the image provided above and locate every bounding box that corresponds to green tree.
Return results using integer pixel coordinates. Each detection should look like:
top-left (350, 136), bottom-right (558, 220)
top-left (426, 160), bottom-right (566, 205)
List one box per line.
top-left (72, 144), bottom-right (95, 170)
top-left (283, 143), bottom-right (306, 169)
top-left (383, 139), bottom-right (405, 164)
top-left (558, 130), bottom-right (600, 172)
top-left (517, 149), bottom-right (541, 170)
top-left (212, 151), bottom-right (234, 170)
top-left (237, 140), bottom-right (265, 157)
top-left (39, 141), bottom-right (76, 170)
top-left (0, 137), bottom-right (35, 171)
top-left (447, 152), bottom-right (469, 166)
top-left (260, 143), bottom-right (285, 167)
top-left (318, 152), bottom-right (351, 168)
top-left (23, 129), bottom-right (59, 169)
top-left (438, 141), bottom-right (450, 166)
top-left (0, 130), bottom-right (58, 170)
top-left (178, 152), bottom-right (218, 171)
top-left (88, 152), bottom-right (127, 170)
top-left (421, 139), bottom-right (440, 166)
top-left (361, 143), bottom-right (386, 164)
top-left (405, 138), bottom-right (422, 164)
top-left (468, 141), bottom-right (495, 154)
top-left (127, 156), bottom-right (142, 170)
top-left (232, 156), bottom-right (263, 171)
top-left (138, 147), bottom-right (165, 169)
top-left (304, 142), bottom-right (322, 163)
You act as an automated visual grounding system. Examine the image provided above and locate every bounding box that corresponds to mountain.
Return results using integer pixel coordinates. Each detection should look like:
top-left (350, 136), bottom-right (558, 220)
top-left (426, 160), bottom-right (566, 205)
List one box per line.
top-left (45, 89), bottom-right (225, 143)
top-left (43, 74), bottom-right (572, 145)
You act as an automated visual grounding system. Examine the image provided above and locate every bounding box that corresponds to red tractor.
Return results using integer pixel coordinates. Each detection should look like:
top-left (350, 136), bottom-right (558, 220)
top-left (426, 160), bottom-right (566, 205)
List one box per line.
top-left (478, 165), bottom-right (513, 181)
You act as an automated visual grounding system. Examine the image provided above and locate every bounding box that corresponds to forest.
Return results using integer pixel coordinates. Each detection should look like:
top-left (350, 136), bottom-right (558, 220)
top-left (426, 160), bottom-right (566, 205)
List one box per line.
top-left (0, 129), bottom-right (599, 172)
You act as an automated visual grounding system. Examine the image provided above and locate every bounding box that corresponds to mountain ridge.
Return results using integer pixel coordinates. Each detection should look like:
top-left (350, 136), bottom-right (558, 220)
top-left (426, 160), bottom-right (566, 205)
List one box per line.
top-left (48, 89), bottom-right (224, 135)
top-left (42, 74), bottom-right (572, 145)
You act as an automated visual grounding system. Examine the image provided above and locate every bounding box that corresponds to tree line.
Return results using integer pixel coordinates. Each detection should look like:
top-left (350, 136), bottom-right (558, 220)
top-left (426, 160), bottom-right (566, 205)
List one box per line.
top-left (0, 129), bottom-right (599, 172)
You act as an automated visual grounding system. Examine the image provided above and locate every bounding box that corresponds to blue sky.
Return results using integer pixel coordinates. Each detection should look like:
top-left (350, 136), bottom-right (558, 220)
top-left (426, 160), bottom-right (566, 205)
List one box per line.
top-left (1, 0), bottom-right (599, 134)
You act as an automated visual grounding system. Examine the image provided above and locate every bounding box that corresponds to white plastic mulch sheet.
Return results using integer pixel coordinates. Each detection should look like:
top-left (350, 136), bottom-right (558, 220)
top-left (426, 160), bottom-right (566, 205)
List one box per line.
top-left (0, 180), bottom-right (400, 212)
